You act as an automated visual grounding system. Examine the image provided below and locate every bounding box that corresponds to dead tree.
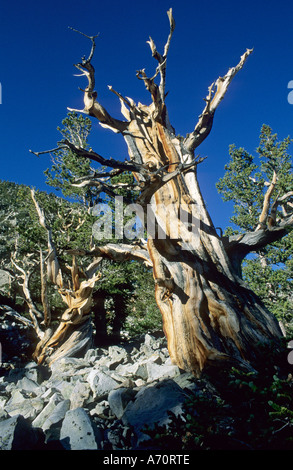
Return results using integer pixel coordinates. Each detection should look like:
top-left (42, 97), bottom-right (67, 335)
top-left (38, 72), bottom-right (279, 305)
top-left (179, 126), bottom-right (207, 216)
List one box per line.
top-left (33, 10), bottom-right (290, 375)
top-left (10, 190), bottom-right (151, 365)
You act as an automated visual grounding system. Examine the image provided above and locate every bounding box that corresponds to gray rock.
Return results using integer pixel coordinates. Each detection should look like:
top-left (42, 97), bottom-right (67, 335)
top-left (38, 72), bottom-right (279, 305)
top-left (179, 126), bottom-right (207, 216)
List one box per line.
top-left (44, 378), bottom-right (76, 400)
top-left (87, 370), bottom-right (120, 398)
top-left (107, 345), bottom-right (129, 369)
top-left (70, 380), bottom-right (91, 409)
top-left (0, 396), bottom-right (7, 410)
top-left (40, 387), bottom-right (60, 401)
top-left (146, 362), bottom-right (180, 382)
top-left (84, 348), bottom-right (101, 363)
top-left (24, 362), bottom-right (50, 384)
top-left (134, 363), bottom-right (148, 380)
top-left (106, 428), bottom-right (122, 450)
top-left (4, 393), bottom-right (44, 421)
top-left (60, 408), bottom-right (99, 450)
top-left (32, 392), bottom-right (63, 428)
top-left (50, 357), bottom-right (89, 377)
top-left (108, 387), bottom-right (137, 419)
top-left (42, 399), bottom-right (70, 431)
top-left (173, 372), bottom-right (198, 392)
top-left (122, 379), bottom-right (186, 444)
top-left (139, 334), bottom-right (164, 356)
top-left (116, 362), bottom-right (140, 377)
top-left (16, 376), bottom-right (40, 393)
top-left (0, 414), bottom-right (42, 450)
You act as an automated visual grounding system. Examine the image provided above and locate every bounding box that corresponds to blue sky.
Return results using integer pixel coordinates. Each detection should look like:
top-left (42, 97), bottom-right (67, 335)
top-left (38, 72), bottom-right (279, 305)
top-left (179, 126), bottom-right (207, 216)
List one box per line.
top-left (1, 0), bottom-right (293, 229)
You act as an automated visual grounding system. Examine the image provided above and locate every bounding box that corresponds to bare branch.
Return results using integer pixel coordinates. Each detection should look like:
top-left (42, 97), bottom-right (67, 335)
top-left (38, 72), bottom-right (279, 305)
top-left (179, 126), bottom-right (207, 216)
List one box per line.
top-left (29, 146), bottom-right (68, 158)
top-left (40, 247), bottom-right (50, 327)
top-left (255, 170), bottom-right (277, 230)
top-left (184, 48), bottom-right (253, 152)
top-left (0, 305), bottom-right (34, 329)
top-left (277, 190), bottom-right (293, 203)
top-left (30, 189), bottom-right (63, 287)
top-left (10, 257), bottom-right (44, 339)
top-left (68, 27), bottom-right (100, 63)
top-left (135, 8), bottom-right (175, 125)
top-left (62, 139), bottom-right (144, 174)
top-left (66, 243), bottom-right (152, 268)
top-left (68, 28), bottom-right (128, 133)
top-left (224, 222), bottom-right (292, 266)
top-left (146, 8), bottom-right (175, 104)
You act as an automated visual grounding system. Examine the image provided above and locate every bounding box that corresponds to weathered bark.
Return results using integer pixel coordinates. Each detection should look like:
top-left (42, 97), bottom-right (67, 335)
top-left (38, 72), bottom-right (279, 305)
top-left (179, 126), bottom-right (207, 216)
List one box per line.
top-left (8, 190), bottom-right (101, 365)
top-left (34, 10), bottom-right (290, 375)
top-left (32, 260), bottom-right (101, 365)
top-left (25, 192), bottom-right (152, 365)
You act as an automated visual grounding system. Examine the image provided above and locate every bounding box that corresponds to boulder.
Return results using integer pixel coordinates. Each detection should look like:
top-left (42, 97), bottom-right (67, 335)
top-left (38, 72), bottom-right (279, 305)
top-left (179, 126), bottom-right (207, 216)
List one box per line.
top-left (121, 379), bottom-right (186, 445)
top-left (4, 392), bottom-right (44, 421)
top-left (69, 379), bottom-right (91, 409)
top-left (146, 362), bottom-right (180, 382)
top-left (23, 362), bottom-right (50, 384)
top-left (16, 376), bottom-right (40, 394)
top-left (32, 392), bottom-right (63, 428)
top-left (60, 408), bottom-right (100, 450)
top-left (108, 387), bottom-right (137, 419)
top-left (42, 399), bottom-right (70, 431)
top-left (0, 322), bottom-right (192, 451)
top-left (87, 370), bottom-right (120, 398)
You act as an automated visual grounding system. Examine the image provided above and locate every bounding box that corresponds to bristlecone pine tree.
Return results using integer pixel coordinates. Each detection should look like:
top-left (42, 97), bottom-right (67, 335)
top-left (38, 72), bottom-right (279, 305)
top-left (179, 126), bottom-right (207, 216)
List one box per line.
top-left (31, 10), bottom-right (292, 376)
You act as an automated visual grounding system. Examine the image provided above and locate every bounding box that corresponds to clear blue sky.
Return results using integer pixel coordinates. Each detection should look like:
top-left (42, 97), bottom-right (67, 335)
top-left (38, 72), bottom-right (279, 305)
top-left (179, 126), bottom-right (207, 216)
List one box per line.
top-left (1, 0), bottom-right (293, 229)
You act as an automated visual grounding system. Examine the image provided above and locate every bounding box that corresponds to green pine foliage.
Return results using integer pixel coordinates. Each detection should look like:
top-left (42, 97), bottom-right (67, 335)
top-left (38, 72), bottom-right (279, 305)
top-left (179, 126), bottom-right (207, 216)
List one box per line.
top-left (216, 125), bottom-right (293, 333)
top-left (44, 112), bottom-right (99, 206)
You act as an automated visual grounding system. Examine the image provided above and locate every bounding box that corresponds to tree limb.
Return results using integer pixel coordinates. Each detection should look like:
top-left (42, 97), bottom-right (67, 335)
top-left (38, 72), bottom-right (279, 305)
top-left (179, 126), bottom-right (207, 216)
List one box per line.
top-left (138, 8), bottom-right (175, 125)
top-left (62, 139), bottom-right (145, 173)
top-left (255, 170), bottom-right (277, 230)
top-left (30, 189), bottom-right (63, 287)
top-left (68, 28), bottom-right (128, 133)
top-left (184, 48), bottom-right (253, 152)
top-left (66, 242), bottom-right (152, 268)
top-left (224, 213), bottom-right (293, 267)
top-left (10, 258), bottom-right (44, 339)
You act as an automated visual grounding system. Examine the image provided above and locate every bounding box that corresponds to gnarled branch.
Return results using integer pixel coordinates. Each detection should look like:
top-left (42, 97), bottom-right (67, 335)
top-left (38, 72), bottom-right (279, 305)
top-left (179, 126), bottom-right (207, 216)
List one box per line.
top-left (255, 170), bottom-right (277, 230)
top-left (184, 48), bottom-right (253, 152)
top-left (67, 28), bottom-right (128, 133)
top-left (66, 242), bottom-right (152, 268)
top-left (138, 8), bottom-right (175, 126)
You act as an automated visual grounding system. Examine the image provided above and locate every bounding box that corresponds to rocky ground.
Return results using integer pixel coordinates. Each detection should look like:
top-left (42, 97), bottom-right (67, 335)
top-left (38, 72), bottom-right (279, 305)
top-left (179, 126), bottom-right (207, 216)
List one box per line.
top-left (0, 307), bottom-right (199, 450)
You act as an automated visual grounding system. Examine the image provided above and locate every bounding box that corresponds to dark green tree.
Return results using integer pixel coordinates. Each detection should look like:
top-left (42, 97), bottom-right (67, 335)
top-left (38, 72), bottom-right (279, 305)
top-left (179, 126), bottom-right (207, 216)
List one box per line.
top-left (216, 125), bottom-right (293, 333)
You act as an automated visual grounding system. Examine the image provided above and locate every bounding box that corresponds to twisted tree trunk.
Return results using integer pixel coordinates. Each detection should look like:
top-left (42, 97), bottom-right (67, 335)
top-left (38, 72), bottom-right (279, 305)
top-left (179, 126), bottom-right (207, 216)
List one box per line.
top-left (124, 121), bottom-right (282, 375)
